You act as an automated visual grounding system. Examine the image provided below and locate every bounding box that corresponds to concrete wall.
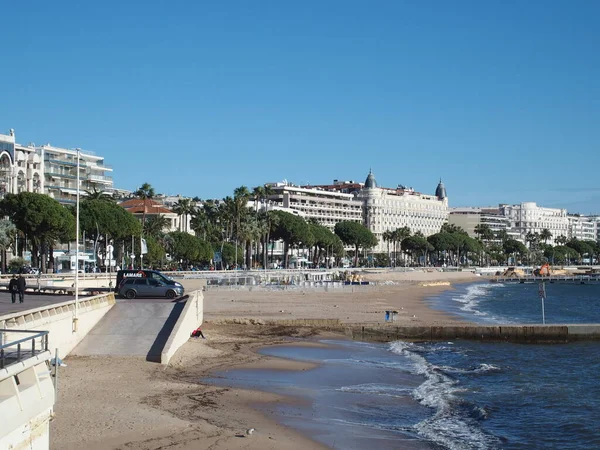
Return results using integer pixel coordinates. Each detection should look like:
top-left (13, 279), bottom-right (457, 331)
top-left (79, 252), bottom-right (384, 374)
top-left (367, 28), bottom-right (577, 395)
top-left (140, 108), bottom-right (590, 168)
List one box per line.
top-left (345, 324), bottom-right (600, 343)
top-left (161, 290), bottom-right (204, 365)
top-left (0, 293), bottom-right (116, 358)
top-left (0, 351), bottom-right (55, 450)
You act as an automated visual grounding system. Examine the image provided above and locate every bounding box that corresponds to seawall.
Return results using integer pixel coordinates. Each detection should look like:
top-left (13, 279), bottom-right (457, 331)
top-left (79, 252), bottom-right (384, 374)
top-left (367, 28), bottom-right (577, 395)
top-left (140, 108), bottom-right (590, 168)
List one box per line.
top-left (345, 323), bottom-right (600, 343)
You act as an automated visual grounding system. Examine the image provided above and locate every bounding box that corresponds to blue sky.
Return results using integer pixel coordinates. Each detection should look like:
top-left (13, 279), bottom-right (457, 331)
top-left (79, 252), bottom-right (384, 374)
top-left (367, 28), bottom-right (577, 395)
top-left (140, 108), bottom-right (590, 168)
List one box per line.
top-left (2, 1), bottom-right (599, 213)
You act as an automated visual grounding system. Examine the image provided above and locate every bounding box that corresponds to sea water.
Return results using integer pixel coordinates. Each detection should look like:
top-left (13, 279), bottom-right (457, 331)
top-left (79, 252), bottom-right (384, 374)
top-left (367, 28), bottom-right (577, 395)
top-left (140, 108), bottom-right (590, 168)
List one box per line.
top-left (208, 283), bottom-right (600, 449)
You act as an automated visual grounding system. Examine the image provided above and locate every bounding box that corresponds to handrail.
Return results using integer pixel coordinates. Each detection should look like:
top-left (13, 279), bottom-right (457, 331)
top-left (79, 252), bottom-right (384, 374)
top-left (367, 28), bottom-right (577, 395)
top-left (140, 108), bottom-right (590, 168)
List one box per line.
top-left (0, 329), bottom-right (49, 369)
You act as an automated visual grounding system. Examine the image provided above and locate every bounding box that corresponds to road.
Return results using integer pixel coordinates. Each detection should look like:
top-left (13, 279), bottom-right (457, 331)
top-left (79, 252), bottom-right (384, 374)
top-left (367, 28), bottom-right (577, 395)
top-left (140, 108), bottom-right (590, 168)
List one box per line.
top-left (0, 293), bottom-right (77, 317)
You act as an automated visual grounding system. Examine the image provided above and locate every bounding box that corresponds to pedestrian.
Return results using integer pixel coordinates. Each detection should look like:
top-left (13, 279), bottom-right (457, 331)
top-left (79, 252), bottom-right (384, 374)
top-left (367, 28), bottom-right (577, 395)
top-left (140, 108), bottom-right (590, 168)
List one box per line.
top-left (17, 273), bottom-right (26, 303)
top-left (190, 327), bottom-right (206, 339)
top-left (8, 274), bottom-right (18, 303)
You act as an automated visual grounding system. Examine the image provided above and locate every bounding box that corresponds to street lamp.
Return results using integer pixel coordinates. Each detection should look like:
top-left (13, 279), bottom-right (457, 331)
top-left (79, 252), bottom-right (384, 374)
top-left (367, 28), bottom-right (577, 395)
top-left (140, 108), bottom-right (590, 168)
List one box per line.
top-left (74, 149), bottom-right (80, 332)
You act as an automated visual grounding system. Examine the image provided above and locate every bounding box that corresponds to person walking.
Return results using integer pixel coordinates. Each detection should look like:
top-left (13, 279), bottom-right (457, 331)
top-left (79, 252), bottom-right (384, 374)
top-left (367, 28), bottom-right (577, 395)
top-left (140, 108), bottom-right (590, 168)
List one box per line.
top-left (8, 274), bottom-right (18, 303)
top-left (17, 273), bottom-right (26, 303)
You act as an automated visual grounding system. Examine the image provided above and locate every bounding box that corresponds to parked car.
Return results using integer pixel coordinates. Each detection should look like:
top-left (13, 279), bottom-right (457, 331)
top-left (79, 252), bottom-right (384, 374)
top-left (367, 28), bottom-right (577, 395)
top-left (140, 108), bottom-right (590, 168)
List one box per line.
top-left (118, 278), bottom-right (184, 299)
top-left (114, 269), bottom-right (183, 293)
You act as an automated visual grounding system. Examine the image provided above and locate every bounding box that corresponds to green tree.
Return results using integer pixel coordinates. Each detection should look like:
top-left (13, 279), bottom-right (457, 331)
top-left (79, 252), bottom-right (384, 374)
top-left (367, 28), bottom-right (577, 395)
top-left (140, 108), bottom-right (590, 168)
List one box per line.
top-left (133, 182), bottom-right (156, 229)
top-left (503, 239), bottom-right (528, 265)
top-left (334, 221), bottom-right (378, 267)
top-left (540, 228), bottom-right (552, 244)
top-left (0, 192), bottom-right (75, 271)
top-left (0, 219), bottom-right (16, 273)
top-left (271, 211), bottom-right (312, 268)
top-left (172, 198), bottom-right (196, 234)
top-left (168, 231), bottom-right (201, 268)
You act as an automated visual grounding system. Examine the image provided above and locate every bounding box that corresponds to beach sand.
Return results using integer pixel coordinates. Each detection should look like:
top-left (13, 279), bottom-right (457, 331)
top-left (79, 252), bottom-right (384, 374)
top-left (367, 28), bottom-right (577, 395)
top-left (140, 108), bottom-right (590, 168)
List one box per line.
top-left (50, 270), bottom-right (481, 449)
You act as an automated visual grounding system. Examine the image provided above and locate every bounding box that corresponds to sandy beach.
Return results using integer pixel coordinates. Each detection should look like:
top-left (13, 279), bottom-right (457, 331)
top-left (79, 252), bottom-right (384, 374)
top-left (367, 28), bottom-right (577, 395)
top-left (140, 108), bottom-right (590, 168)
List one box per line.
top-left (50, 270), bottom-right (481, 449)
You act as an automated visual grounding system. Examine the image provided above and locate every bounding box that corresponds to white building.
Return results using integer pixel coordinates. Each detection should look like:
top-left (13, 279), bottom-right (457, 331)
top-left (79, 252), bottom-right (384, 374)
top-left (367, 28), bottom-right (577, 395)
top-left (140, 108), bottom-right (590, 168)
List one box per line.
top-left (448, 207), bottom-right (512, 240)
top-left (357, 172), bottom-right (449, 252)
top-left (38, 144), bottom-right (114, 205)
top-left (500, 202), bottom-right (569, 245)
top-left (266, 182), bottom-right (363, 230)
top-left (267, 172), bottom-right (449, 253)
top-left (567, 215), bottom-right (597, 242)
top-left (0, 129), bottom-right (44, 197)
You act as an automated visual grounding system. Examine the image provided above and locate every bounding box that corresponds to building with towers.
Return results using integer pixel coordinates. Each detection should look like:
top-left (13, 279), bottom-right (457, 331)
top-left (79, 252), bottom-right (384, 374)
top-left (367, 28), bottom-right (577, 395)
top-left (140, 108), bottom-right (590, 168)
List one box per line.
top-left (357, 171), bottom-right (449, 252)
top-left (266, 170), bottom-right (449, 253)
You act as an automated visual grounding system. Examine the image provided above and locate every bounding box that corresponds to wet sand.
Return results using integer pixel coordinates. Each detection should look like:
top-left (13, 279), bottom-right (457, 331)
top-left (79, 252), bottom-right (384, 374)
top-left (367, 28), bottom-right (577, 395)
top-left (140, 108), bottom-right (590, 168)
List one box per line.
top-left (50, 270), bottom-right (480, 449)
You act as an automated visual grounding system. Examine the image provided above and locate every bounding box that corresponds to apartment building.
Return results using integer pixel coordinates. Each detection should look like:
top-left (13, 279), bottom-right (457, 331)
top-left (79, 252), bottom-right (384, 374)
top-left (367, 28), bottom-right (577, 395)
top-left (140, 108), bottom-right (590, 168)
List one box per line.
top-left (500, 202), bottom-right (569, 245)
top-left (448, 207), bottom-right (511, 240)
top-left (0, 129), bottom-right (44, 197)
top-left (567, 214), bottom-right (597, 241)
top-left (39, 144), bottom-right (114, 204)
top-left (265, 182), bottom-right (364, 230)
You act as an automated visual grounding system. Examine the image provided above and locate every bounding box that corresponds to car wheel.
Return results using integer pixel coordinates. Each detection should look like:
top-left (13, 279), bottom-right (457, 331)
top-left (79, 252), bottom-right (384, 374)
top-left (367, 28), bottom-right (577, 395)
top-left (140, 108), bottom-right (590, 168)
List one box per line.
top-left (126, 290), bottom-right (136, 299)
top-left (166, 290), bottom-right (176, 299)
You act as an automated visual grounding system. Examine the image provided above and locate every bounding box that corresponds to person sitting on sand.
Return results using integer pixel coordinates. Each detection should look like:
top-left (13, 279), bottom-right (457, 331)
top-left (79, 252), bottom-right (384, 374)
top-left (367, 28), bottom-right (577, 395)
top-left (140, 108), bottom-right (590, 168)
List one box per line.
top-left (191, 327), bottom-right (206, 339)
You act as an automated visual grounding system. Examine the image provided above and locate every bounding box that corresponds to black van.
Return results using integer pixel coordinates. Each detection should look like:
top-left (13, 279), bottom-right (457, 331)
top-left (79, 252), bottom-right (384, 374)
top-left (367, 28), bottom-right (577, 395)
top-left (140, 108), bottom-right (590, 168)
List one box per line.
top-left (115, 270), bottom-right (183, 293)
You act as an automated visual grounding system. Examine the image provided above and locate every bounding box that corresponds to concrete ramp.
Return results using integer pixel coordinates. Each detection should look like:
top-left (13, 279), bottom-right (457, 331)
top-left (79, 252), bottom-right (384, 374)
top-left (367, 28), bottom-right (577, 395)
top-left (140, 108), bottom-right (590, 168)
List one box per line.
top-left (72, 300), bottom-right (185, 362)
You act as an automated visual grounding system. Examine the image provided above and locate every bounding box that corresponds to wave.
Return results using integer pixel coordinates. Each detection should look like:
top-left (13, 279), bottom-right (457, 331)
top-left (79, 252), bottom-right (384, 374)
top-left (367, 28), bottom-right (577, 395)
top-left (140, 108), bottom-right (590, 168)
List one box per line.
top-left (389, 341), bottom-right (502, 449)
top-left (337, 383), bottom-right (413, 398)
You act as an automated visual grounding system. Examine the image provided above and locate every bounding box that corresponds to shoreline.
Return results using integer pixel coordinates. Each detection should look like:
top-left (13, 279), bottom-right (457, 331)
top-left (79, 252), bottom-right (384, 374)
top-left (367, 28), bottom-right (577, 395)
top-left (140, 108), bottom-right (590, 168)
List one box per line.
top-left (50, 273), bottom-right (479, 449)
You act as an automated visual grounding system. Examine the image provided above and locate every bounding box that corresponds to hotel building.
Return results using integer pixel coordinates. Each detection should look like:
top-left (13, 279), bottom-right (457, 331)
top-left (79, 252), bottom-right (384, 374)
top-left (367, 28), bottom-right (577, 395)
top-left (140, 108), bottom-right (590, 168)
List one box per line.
top-left (357, 172), bottom-right (449, 252)
top-left (0, 129), bottom-right (44, 197)
top-left (266, 171), bottom-right (449, 253)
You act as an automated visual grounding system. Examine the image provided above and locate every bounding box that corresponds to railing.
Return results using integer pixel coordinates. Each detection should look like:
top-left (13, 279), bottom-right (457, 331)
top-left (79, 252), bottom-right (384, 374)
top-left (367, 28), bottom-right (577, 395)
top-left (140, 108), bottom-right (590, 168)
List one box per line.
top-left (0, 329), bottom-right (49, 369)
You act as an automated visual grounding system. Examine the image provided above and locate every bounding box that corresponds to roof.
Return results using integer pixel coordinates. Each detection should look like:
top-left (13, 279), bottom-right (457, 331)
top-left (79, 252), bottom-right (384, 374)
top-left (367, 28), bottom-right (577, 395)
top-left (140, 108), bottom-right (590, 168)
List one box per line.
top-left (120, 198), bottom-right (174, 215)
top-left (364, 169), bottom-right (377, 189)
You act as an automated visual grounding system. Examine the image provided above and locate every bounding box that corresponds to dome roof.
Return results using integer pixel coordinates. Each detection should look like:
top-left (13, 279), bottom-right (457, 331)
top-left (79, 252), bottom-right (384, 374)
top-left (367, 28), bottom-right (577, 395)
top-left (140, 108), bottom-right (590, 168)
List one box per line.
top-left (364, 169), bottom-right (377, 189)
top-left (435, 179), bottom-right (447, 199)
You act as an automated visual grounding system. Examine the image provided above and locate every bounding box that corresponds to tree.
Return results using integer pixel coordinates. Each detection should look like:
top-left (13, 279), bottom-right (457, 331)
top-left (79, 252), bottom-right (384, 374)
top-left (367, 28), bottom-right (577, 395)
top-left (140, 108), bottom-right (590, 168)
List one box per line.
top-left (144, 215), bottom-right (171, 239)
top-left (133, 182), bottom-right (156, 229)
top-left (334, 221), bottom-right (377, 267)
top-left (172, 198), bottom-right (196, 233)
top-left (0, 192), bottom-right (75, 271)
top-left (0, 219), bottom-right (16, 273)
top-left (78, 199), bottom-right (141, 269)
top-left (84, 187), bottom-right (114, 202)
top-left (168, 231), bottom-right (201, 268)
top-left (392, 226), bottom-right (411, 267)
top-left (540, 228), bottom-right (552, 244)
top-left (271, 211), bottom-right (312, 268)
top-left (503, 239), bottom-right (527, 265)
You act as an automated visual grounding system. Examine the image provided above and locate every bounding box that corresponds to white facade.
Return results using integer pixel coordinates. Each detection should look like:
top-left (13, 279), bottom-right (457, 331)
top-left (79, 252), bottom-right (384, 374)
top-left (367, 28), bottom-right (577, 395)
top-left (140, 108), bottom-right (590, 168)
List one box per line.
top-left (567, 215), bottom-right (597, 241)
top-left (358, 173), bottom-right (449, 252)
top-left (267, 173), bottom-right (449, 254)
top-left (39, 144), bottom-right (113, 205)
top-left (500, 202), bottom-right (569, 245)
top-left (0, 129), bottom-right (44, 197)
top-left (266, 183), bottom-right (363, 230)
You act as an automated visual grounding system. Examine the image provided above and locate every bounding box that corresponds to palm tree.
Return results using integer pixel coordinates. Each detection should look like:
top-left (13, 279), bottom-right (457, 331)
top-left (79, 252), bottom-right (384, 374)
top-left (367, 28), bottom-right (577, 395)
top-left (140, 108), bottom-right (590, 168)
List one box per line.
top-left (172, 198), bottom-right (196, 233)
top-left (84, 187), bottom-right (114, 202)
top-left (144, 215), bottom-right (170, 239)
top-left (555, 235), bottom-right (568, 246)
top-left (133, 182), bottom-right (156, 229)
top-left (233, 186), bottom-right (251, 267)
top-left (392, 226), bottom-right (411, 267)
top-left (540, 228), bottom-right (552, 244)
top-left (382, 230), bottom-right (393, 267)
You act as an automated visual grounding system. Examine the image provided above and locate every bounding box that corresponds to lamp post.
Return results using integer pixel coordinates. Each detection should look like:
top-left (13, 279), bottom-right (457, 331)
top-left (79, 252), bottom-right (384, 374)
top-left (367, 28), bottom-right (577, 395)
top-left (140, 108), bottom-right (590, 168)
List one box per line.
top-left (74, 149), bottom-right (80, 332)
